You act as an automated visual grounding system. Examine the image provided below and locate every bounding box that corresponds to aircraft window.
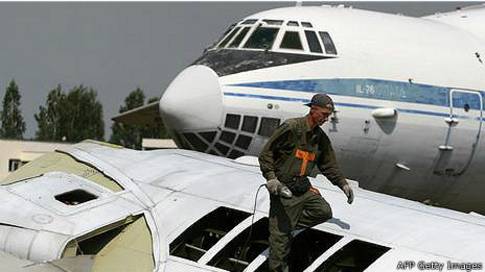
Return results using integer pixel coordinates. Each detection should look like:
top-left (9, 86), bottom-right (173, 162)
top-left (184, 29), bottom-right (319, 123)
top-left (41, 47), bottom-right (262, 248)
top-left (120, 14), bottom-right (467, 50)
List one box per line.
top-left (255, 228), bottom-right (342, 272)
top-left (220, 131), bottom-right (236, 144)
top-left (229, 27), bottom-right (251, 48)
top-left (207, 217), bottom-right (269, 271)
top-left (55, 189), bottom-right (98, 205)
top-left (215, 142), bottom-right (230, 156)
top-left (244, 27), bottom-right (279, 50)
top-left (229, 149), bottom-right (245, 159)
top-left (242, 19), bottom-right (258, 25)
top-left (225, 114), bottom-right (241, 129)
top-left (183, 132), bottom-right (208, 152)
top-left (319, 31), bottom-right (338, 55)
top-left (280, 31), bottom-right (303, 50)
top-left (301, 22), bottom-right (313, 28)
top-left (263, 19), bottom-right (283, 25)
top-left (218, 27), bottom-right (241, 48)
top-left (170, 207), bottom-right (250, 262)
top-left (314, 240), bottom-right (390, 272)
top-left (287, 21), bottom-right (299, 26)
top-left (198, 131), bottom-right (217, 144)
top-left (235, 135), bottom-right (252, 150)
top-left (210, 23), bottom-right (236, 49)
top-left (305, 30), bottom-right (323, 53)
top-left (242, 115), bottom-right (258, 133)
top-left (258, 117), bottom-right (281, 137)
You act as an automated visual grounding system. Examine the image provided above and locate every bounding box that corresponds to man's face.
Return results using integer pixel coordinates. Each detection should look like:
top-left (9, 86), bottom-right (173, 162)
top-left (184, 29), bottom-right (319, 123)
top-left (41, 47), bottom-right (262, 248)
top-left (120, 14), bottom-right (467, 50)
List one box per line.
top-left (311, 105), bottom-right (332, 126)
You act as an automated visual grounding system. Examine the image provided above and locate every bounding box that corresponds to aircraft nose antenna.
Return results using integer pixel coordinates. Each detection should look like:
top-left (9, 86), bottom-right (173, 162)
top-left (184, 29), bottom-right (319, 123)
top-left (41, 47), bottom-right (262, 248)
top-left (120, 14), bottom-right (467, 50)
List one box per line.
top-left (160, 65), bottom-right (223, 131)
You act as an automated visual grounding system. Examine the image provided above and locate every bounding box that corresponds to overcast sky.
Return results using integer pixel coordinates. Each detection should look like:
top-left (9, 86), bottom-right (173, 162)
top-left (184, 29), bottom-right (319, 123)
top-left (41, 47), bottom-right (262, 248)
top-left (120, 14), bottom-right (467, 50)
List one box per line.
top-left (0, 1), bottom-right (480, 139)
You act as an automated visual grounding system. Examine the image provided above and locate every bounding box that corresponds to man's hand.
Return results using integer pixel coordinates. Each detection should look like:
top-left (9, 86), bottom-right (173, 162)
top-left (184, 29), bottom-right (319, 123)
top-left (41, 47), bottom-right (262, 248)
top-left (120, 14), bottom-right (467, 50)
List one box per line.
top-left (267, 178), bottom-right (282, 195)
top-left (266, 178), bottom-right (293, 198)
top-left (342, 184), bottom-right (354, 204)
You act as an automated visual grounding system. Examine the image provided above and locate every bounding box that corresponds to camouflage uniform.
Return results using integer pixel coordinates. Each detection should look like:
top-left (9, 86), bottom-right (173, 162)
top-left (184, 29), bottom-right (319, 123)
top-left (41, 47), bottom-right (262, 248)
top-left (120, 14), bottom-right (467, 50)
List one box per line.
top-left (258, 116), bottom-right (349, 272)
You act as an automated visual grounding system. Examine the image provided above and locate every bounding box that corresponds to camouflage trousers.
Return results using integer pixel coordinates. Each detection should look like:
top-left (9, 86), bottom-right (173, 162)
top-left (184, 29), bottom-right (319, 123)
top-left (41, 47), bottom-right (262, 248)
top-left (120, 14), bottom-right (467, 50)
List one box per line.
top-left (268, 188), bottom-right (332, 272)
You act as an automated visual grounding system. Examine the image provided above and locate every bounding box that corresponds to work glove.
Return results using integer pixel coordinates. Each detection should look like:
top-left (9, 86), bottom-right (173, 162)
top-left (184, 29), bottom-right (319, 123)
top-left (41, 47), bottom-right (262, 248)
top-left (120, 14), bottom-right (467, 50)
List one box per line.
top-left (267, 178), bottom-right (293, 198)
top-left (266, 178), bottom-right (281, 195)
top-left (342, 184), bottom-right (354, 204)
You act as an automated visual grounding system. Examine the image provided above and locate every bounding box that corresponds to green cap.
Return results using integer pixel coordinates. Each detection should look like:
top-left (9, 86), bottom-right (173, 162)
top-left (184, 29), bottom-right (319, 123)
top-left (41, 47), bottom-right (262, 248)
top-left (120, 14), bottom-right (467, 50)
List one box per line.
top-left (305, 94), bottom-right (334, 110)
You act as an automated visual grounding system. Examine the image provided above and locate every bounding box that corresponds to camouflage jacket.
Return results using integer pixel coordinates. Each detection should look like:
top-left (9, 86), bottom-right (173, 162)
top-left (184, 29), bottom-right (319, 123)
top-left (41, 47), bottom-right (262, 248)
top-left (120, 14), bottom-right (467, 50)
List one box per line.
top-left (258, 116), bottom-right (348, 189)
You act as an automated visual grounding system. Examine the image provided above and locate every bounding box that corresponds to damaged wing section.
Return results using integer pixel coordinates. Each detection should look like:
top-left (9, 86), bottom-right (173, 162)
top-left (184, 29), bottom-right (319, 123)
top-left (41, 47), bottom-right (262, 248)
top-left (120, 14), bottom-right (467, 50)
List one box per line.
top-left (1, 151), bottom-right (123, 192)
top-left (63, 215), bottom-right (155, 272)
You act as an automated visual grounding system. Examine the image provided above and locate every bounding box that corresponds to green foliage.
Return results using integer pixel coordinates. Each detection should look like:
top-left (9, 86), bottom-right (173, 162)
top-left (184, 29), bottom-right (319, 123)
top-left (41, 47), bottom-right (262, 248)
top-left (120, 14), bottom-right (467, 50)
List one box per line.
top-left (0, 80), bottom-right (26, 139)
top-left (110, 89), bottom-right (169, 150)
top-left (110, 88), bottom-right (145, 149)
top-left (35, 85), bottom-right (104, 142)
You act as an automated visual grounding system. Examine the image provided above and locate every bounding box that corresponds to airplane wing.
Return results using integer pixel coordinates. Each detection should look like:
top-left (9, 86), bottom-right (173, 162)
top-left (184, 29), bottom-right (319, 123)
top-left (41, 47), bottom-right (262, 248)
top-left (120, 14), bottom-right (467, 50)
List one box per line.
top-left (111, 100), bottom-right (160, 127)
top-left (1, 140), bottom-right (485, 272)
top-left (0, 251), bottom-right (93, 272)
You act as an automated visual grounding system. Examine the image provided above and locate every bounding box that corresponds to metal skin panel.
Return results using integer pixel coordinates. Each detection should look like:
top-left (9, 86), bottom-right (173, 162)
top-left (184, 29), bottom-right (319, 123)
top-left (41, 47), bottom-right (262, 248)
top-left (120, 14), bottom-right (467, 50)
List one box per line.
top-left (0, 189), bottom-right (76, 234)
top-left (6, 172), bottom-right (113, 216)
top-left (1, 141), bottom-right (485, 270)
top-left (28, 231), bottom-right (70, 262)
top-left (58, 142), bottom-right (485, 262)
top-left (4, 227), bottom-right (37, 260)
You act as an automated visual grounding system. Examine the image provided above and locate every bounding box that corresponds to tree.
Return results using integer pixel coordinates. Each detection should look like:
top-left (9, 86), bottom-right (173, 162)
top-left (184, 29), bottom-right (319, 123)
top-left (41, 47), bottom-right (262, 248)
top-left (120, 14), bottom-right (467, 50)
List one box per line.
top-left (34, 85), bottom-right (64, 141)
top-left (110, 88), bottom-right (145, 149)
top-left (144, 96), bottom-right (170, 139)
top-left (35, 85), bottom-right (104, 142)
top-left (0, 80), bottom-right (26, 139)
top-left (110, 89), bottom-right (171, 150)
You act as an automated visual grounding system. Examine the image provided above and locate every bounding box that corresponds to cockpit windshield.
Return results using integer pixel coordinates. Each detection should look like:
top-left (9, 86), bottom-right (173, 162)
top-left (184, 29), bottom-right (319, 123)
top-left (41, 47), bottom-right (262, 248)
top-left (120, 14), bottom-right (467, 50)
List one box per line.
top-left (218, 26), bottom-right (241, 48)
top-left (228, 27), bottom-right (251, 48)
top-left (211, 18), bottom-right (338, 56)
top-left (244, 27), bottom-right (279, 49)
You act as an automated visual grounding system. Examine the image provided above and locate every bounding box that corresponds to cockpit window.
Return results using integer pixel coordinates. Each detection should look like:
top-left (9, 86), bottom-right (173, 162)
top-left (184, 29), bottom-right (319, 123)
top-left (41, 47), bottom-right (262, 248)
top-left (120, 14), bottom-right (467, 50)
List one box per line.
top-left (280, 31), bottom-right (303, 50)
top-left (228, 27), bottom-right (251, 48)
top-left (319, 31), bottom-right (338, 55)
top-left (263, 19), bottom-right (283, 25)
top-left (218, 27), bottom-right (241, 48)
top-left (241, 19), bottom-right (258, 25)
top-left (301, 22), bottom-right (313, 28)
top-left (287, 21), bottom-right (299, 26)
top-left (305, 30), bottom-right (323, 53)
top-left (244, 27), bottom-right (279, 49)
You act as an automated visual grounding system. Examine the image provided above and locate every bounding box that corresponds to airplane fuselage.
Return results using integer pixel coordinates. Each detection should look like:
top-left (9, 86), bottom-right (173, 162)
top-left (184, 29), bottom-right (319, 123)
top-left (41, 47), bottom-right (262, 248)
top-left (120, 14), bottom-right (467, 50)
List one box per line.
top-left (159, 6), bottom-right (485, 213)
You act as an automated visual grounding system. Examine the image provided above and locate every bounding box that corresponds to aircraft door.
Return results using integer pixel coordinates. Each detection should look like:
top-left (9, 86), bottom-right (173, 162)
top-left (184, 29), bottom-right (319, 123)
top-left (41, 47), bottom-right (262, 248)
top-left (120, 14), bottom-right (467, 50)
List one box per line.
top-left (435, 89), bottom-right (483, 176)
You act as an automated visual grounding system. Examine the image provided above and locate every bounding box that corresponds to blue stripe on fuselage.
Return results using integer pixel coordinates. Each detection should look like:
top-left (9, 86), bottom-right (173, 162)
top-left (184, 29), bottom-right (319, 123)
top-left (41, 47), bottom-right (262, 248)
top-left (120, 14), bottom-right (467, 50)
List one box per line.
top-left (223, 92), bottom-right (476, 120)
top-left (229, 78), bottom-right (484, 110)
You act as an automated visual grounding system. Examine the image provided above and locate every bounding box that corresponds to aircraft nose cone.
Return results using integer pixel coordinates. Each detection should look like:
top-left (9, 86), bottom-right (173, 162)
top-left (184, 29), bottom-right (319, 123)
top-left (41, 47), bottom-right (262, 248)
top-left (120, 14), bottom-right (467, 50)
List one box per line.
top-left (160, 65), bottom-right (223, 131)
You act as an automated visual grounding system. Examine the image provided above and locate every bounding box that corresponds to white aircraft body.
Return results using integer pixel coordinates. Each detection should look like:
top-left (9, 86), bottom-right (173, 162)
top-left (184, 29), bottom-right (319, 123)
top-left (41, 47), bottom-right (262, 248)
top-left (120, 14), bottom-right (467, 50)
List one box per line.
top-left (114, 5), bottom-right (485, 214)
top-left (1, 141), bottom-right (484, 271)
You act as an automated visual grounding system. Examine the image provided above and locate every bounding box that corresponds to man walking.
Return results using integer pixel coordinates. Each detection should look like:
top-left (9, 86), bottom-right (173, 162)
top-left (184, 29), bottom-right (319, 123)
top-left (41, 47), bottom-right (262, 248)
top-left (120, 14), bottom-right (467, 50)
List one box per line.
top-left (258, 93), bottom-right (354, 272)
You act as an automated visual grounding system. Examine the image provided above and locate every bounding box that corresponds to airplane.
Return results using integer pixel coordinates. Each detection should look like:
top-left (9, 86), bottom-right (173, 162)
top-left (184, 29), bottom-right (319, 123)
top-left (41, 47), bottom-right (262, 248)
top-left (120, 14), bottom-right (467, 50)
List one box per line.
top-left (113, 4), bottom-right (485, 214)
top-left (0, 140), bottom-right (484, 271)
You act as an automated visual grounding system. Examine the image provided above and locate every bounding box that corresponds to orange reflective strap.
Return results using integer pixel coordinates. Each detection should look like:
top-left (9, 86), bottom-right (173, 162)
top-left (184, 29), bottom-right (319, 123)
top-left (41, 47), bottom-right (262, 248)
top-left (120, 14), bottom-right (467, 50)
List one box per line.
top-left (295, 149), bottom-right (316, 176)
